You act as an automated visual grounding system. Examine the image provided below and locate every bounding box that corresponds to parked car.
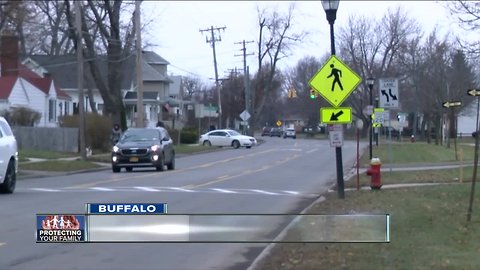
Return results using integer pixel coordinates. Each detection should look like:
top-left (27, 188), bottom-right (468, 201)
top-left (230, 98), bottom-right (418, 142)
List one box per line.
top-left (111, 127), bottom-right (175, 173)
top-left (269, 127), bottom-right (283, 137)
top-left (283, 128), bottom-right (296, 139)
top-left (261, 127), bottom-right (272, 136)
top-left (199, 129), bottom-right (257, 149)
top-left (0, 116), bottom-right (18, 193)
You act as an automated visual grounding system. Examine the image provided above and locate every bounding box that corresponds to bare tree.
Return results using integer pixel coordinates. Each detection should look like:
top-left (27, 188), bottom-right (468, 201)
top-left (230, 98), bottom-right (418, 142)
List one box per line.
top-left (337, 7), bottom-right (422, 135)
top-left (252, 3), bottom-right (307, 128)
top-left (64, 0), bottom-right (136, 129)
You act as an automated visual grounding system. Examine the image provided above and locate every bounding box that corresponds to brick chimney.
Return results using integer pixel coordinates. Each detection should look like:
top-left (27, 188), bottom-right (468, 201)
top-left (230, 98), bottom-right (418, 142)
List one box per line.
top-left (0, 35), bottom-right (19, 77)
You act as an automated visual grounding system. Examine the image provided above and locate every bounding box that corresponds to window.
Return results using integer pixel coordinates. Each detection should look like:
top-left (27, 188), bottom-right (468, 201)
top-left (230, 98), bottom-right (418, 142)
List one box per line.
top-left (0, 121), bottom-right (12, 136)
top-left (48, 99), bottom-right (56, 122)
top-left (58, 103), bottom-right (63, 117)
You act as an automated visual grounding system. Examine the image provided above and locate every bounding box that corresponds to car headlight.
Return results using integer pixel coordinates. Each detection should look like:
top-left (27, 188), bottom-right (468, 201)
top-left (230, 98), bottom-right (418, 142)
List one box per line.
top-left (112, 145), bottom-right (120, 153)
top-left (150, 145), bottom-right (160, 152)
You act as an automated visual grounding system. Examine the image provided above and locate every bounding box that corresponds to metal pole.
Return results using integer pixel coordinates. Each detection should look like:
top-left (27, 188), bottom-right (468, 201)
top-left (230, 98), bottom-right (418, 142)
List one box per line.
top-left (75, 1), bottom-right (86, 161)
top-left (369, 85), bottom-right (373, 160)
top-left (356, 127), bottom-right (360, 190)
top-left (328, 18), bottom-right (344, 199)
top-left (135, 0), bottom-right (144, 128)
top-left (467, 96), bottom-right (480, 222)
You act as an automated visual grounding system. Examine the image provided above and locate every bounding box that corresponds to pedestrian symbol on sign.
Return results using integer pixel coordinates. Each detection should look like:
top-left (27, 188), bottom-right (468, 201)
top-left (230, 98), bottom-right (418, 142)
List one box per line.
top-left (327, 64), bottom-right (343, 92)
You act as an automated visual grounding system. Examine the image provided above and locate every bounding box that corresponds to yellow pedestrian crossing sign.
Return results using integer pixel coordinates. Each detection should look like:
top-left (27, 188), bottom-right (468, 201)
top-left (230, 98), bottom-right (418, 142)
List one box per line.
top-left (309, 55), bottom-right (362, 107)
top-left (320, 107), bottom-right (352, 124)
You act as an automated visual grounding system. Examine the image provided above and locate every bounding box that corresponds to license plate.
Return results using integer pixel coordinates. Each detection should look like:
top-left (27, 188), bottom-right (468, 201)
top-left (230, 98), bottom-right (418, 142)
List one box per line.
top-left (129, 157), bottom-right (139, 162)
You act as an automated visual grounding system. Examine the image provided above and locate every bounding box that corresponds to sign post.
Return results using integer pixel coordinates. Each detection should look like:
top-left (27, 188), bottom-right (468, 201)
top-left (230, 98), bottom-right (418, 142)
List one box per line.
top-left (467, 89), bottom-right (480, 222)
top-left (309, 55), bottom-right (362, 199)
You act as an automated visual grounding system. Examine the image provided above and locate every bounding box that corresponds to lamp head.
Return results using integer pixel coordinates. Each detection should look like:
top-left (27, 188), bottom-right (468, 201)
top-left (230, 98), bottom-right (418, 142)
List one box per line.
top-left (367, 77), bottom-right (375, 87)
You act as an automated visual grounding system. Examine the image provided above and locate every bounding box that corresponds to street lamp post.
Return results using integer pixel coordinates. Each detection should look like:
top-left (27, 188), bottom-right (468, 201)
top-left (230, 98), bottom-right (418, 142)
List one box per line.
top-left (322, 0), bottom-right (344, 199)
top-left (367, 77), bottom-right (375, 160)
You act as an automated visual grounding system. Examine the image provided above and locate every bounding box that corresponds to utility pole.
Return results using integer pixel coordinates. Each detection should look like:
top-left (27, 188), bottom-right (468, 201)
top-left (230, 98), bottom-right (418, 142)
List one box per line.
top-left (75, 1), bottom-right (86, 161)
top-left (235, 40), bottom-right (254, 135)
top-left (135, 0), bottom-right (144, 128)
top-left (200, 26), bottom-right (226, 129)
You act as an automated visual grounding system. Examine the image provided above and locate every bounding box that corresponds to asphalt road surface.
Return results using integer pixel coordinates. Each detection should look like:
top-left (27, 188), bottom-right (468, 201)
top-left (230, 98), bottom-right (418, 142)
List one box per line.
top-left (0, 136), bottom-right (363, 270)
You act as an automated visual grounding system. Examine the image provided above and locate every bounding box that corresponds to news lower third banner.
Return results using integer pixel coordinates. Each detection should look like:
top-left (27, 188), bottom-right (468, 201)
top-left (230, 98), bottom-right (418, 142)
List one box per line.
top-left (37, 204), bottom-right (390, 243)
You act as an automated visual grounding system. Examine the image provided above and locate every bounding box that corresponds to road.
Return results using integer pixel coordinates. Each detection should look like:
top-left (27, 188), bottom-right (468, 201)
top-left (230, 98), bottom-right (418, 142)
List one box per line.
top-left (0, 137), bottom-right (363, 270)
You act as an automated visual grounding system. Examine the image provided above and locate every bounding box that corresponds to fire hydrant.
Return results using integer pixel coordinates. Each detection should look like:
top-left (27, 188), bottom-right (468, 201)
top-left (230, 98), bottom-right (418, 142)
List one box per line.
top-left (366, 157), bottom-right (382, 190)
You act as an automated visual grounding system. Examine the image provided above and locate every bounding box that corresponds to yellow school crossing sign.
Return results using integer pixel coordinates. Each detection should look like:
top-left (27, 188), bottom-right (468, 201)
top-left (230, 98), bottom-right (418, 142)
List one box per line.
top-left (320, 107), bottom-right (352, 124)
top-left (309, 55), bottom-right (362, 107)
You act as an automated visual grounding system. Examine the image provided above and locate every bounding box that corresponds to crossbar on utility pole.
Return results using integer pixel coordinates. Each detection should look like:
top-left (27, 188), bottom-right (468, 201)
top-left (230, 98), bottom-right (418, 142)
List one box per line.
top-left (200, 26), bottom-right (226, 129)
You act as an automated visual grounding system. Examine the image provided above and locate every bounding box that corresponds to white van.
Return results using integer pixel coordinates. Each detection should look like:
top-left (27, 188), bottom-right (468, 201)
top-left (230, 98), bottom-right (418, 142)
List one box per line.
top-left (0, 117), bottom-right (18, 193)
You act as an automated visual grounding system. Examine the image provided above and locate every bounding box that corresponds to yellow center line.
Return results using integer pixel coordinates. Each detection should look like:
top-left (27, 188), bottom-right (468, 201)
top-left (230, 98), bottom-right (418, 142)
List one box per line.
top-left (188, 154), bottom-right (301, 189)
top-left (68, 148), bottom-right (278, 189)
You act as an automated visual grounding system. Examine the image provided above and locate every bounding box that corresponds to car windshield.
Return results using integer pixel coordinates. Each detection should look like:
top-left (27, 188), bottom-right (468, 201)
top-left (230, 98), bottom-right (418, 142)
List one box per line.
top-left (227, 130), bottom-right (241, 136)
top-left (121, 129), bottom-right (159, 142)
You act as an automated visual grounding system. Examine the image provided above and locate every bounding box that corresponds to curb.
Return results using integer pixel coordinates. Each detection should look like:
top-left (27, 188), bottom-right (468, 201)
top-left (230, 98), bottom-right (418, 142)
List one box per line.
top-left (18, 165), bottom-right (110, 180)
top-left (246, 195), bottom-right (327, 270)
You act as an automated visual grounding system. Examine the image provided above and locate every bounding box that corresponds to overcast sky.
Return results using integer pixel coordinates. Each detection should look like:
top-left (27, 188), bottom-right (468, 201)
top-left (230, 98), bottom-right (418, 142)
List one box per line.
top-left (140, 1), bottom-right (464, 85)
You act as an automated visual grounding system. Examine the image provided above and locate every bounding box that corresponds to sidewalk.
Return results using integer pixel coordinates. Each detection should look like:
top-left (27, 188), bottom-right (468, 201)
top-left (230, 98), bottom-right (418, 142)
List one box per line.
top-left (18, 155), bottom-right (110, 180)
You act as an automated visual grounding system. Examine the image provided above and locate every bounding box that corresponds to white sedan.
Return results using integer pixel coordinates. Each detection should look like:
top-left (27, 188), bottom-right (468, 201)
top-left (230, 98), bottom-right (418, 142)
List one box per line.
top-left (199, 129), bottom-right (257, 149)
top-left (0, 116), bottom-right (18, 194)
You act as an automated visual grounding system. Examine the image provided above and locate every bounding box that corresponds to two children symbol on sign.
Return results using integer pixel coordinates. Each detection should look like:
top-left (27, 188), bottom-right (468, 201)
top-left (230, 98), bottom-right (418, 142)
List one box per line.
top-left (327, 64), bottom-right (343, 92)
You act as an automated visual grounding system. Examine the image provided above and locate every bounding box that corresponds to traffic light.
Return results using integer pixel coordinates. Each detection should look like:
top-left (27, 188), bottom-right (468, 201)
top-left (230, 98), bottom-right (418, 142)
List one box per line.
top-left (310, 89), bottom-right (316, 99)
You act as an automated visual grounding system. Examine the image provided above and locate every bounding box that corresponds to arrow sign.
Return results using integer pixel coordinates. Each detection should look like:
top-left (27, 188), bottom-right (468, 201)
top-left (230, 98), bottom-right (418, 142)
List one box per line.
top-left (330, 111), bottom-right (344, 121)
top-left (442, 101), bottom-right (462, 108)
top-left (468, 89), bottom-right (480, 96)
top-left (320, 107), bottom-right (352, 124)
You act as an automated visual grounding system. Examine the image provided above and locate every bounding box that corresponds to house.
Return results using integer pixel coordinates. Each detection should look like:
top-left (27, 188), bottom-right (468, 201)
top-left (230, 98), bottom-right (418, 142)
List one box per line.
top-left (0, 35), bottom-right (72, 127)
top-left (23, 49), bottom-right (192, 128)
top-left (457, 100), bottom-right (477, 137)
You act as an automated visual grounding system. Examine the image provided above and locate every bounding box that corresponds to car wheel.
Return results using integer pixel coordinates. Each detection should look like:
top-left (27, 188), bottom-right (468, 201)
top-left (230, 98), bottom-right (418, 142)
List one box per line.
top-left (232, 140), bottom-right (240, 149)
top-left (293, 136), bottom-right (296, 139)
top-left (156, 155), bottom-right (165, 171)
top-left (203, 140), bottom-right (212, 147)
top-left (167, 154), bottom-right (175, 170)
top-left (112, 165), bottom-right (121, 173)
top-left (125, 167), bottom-right (133, 172)
top-left (0, 160), bottom-right (16, 194)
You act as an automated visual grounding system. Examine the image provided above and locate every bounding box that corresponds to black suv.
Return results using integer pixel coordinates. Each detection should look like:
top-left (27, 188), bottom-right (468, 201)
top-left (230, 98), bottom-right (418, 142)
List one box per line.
top-left (111, 127), bottom-right (175, 172)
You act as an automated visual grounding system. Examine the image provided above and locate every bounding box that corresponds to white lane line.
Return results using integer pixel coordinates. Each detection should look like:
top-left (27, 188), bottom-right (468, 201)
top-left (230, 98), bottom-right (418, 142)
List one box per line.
top-left (90, 187), bottom-right (114, 191)
top-left (306, 148), bottom-right (318, 154)
top-left (283, 190), bottom-right (300, 195)
top-left (31, 188), bottom-right (61, 192)
top-left (250, 189), bottom-right (280, 195)
top-left (168, 187), bottom-right (195, 192)
top-left (134, 186), bottom-right (159, 192)
top-left (0, 242), bottom-right (5, 247)
top-left (211, 188), bottom-right (237, 194)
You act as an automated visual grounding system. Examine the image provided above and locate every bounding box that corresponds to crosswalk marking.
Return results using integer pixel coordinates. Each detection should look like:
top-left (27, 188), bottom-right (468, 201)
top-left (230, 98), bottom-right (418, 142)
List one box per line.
top-left (167, 187), bottom-right (195, 192)
top-left (31, 188), bottom-right (60, 192)
top-left (21, 186), bottom-right (319, 197)
top-left (211, 188), bottom-right (237, 194)
top-left (135, 186), bottom-right (159, 192)
top-left (91, 187), bottom-right (114, 191)
top-left (250, 189), bottom-right (280, 195)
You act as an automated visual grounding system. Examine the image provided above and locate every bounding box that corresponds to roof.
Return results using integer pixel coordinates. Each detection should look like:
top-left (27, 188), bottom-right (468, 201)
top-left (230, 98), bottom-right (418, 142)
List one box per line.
top-left (124, 91), bottom-right (159, 100)
top-left (24, 51), bottom-right (172, 89)
top-left (143, 51), bottom-right (169, 65)
top-left (0, 59), bottom-right (71, 100)
top-left (0, 76), bottom-right (17, 99)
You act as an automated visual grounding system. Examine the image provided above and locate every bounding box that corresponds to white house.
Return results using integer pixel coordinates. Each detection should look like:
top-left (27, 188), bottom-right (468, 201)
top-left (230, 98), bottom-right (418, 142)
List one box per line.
top-left (0, 35), bottom-right (71, 127)
top-left (458, 100), bottom-right (478, 136)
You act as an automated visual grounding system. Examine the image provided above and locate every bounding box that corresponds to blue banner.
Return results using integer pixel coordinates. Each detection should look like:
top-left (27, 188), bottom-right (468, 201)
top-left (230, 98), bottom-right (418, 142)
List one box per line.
top-left (87, 203), bottom-right (167, 214)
